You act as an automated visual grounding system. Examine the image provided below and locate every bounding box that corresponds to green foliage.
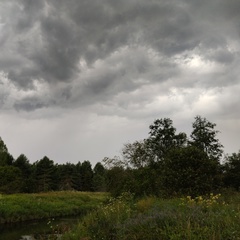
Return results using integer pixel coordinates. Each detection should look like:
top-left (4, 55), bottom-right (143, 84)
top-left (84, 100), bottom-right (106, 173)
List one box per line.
top-left (223, 151), bottom-right (240, 190)
top-left (107, 116), bottom-right (224, 197)
top-left (122, 140), bottom-right (153, 168)
top-left (0, 136), bottom-right (104, 194)
top-left (34, 156), bottom-right (57, 192)
top-left (79, 160), bottom-right (94, 191)
top-left (148, 118), bottom-right (187, 161)
top-left (0, 137), bottom-right (8, 153)
top-left (0, 191), bottom-right (108, 224)
top-left (180, 193), bottom-right (223, 208)
top-left (13, 154), bottom-right (33, 192)
top-left (0, 152), bottom-right (14, 166)
top-left (92, 162), bottom-right (106, 191)
top-left (0, 115), bottom-right (232, 199)
top-left (63, 192), bottom-right (240, 240)
top-left (189, 115), bottom-right (223, 161)
top-left (161, 146), bottom-right (220, 196)
top-left (63, 192), bottom-right (134, 240)
top-left (0, 166), bottom-right (23, 194)
top-left (0, 137), bottom-right (14, 166)
top-left (57, 163), bottom-right (78, 190)
top-left (106, 167), bottom-right (131, 197)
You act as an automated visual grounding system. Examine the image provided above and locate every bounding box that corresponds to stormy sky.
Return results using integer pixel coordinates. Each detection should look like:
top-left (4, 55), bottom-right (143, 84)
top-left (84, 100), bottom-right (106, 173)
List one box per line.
top-left (0, 0), bottom-right (240, 165)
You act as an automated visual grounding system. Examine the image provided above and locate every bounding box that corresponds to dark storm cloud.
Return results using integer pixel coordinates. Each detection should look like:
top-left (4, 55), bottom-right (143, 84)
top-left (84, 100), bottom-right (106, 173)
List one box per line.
top-left (14, 96), bottom-right (48, 112)
top-left (0, 0), bottom-right (240, 112)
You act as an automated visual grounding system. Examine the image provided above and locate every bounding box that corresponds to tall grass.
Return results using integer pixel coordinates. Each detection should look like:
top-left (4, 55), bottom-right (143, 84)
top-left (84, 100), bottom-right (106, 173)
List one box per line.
top-left (63, 191), bottom-right (240, 240)
top-left (0, 191), bottom-right (108, 224)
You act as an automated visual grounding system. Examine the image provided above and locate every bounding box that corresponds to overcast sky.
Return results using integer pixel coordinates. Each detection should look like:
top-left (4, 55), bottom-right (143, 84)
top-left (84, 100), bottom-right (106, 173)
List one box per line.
top-left (0, 0), bottom-right (240, 165)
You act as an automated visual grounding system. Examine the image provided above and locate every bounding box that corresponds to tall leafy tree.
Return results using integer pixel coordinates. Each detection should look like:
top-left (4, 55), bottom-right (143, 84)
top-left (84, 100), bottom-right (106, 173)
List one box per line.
top-left (122, 140), bottom-right (154, 168)
top-left (189, 116), bottom-right (223, 161)
top-left (148, 118), bottom-right (187, 161)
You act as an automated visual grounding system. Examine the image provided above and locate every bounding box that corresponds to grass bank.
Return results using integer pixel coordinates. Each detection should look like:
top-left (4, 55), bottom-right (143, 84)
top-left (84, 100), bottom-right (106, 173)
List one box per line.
top-left (63, 191), bottom-right (240, 239)
top-left (0, 191), bottom-right (108, 224)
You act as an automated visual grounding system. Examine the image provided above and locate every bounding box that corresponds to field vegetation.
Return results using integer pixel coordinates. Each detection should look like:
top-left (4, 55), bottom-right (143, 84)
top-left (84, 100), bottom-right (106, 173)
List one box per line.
top-left (0, 191), bottom-right (108, 224)
top-left (63, 190), bottom-right (240, 240)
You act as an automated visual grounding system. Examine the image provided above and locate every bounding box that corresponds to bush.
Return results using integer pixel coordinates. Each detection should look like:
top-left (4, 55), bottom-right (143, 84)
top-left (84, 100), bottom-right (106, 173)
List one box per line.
top-left (161, 146), bottom-right (220, 196)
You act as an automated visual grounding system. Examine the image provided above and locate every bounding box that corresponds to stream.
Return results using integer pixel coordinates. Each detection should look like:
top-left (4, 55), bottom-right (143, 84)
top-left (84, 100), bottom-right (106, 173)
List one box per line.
top-left (0, 216), bottom-right (80, 240)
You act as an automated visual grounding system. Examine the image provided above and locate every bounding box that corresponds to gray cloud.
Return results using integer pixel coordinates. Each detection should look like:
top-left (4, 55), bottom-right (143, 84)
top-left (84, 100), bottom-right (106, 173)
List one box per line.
top-left (1, 0), bottom-right (239, 95)
top-left (0, 0), bottom-right (240, 162)
top-left (14, 96), bottom-right (48, 112)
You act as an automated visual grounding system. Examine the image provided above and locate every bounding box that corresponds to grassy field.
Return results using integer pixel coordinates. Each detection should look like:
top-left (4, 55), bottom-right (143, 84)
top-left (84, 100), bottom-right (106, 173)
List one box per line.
top-left (63, 190), bottom-right (240, 240)
top-left (0, 191), bottom-right (108, 224)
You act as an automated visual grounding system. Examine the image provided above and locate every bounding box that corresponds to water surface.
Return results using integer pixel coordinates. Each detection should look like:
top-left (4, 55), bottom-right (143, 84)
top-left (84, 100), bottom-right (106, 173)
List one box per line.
top-left (0, 216), bottom-right (80, 240)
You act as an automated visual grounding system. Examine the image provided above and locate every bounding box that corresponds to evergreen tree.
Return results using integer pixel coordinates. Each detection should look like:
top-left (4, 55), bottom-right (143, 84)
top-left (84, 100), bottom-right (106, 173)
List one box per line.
top-left (14, 154), bottom-right (32, 192)
top-left (57, 163), bottom-right (78, 190)
top-left (93, 162), bottom-right (106, 191)
top-left (0, 137), bottom-right (8, 152)
top-left (0, 166), bottom-right (23, 194)
top-left (79, 161), bottom-right (93, 191)
top-left (0, 137), bottom-right (14, 166)
top-left (75, 161), bottom-right (82, 191)
top-left (35, 156), bottom-right (57, 192)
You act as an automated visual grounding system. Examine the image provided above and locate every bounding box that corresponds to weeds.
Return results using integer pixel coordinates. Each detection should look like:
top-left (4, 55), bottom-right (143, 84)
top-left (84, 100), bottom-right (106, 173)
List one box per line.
top-left (63, 191), bottom-right (240, 240)
top-left (180, 193), bottom-right (225, 208)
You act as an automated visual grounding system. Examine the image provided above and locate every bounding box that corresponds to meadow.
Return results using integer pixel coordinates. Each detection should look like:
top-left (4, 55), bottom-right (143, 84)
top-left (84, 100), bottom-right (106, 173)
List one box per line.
top-left (63, 190), bottom-right (240, 240)
top-left (0, 191), bottom-right (108, 224)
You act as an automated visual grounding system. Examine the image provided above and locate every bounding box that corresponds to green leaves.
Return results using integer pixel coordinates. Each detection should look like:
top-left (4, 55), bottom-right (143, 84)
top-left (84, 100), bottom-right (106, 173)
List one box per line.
top-left (223, 151), bottom-right (240, 190)
top-left (161, 146), bottom-right (220, 196)
top-left (115, 116), bottom-right (224, 197)
top-left (0, 166), bottom-right (23, 194)
top-left (189, 115), bottom-right (223, 161)
top-left (148, 118), bottom-right (187, 161)
top-left (0, 137), bottom-right (8, 153)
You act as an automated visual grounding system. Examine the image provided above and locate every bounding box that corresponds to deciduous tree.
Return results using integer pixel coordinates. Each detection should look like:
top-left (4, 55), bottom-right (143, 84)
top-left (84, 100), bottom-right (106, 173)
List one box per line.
top-left (189, 116), bottom-right (223, 161)
top-left (148, 118), bottom-right (187, 161)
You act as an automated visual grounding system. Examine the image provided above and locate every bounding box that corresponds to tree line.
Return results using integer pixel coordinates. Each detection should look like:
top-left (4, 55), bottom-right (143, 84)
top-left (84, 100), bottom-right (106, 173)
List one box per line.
top-left (0, 141), bottom-right (106, 194)
top-left (1, 115), bottom-right (240, 196)
top-left (103, 115), bottom-right (240, 197)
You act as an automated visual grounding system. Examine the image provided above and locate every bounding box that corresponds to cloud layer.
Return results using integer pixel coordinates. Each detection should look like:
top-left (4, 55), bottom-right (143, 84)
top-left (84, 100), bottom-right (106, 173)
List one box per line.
top-left (0, 0), bottom-right (240, 163)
